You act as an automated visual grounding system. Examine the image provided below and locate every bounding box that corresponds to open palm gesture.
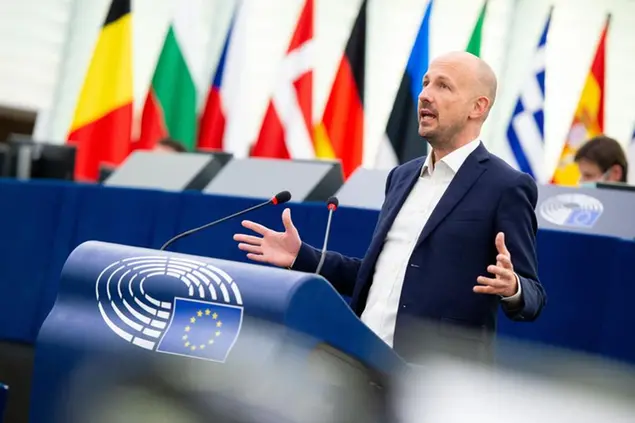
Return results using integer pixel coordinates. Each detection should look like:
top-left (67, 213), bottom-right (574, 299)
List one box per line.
top-left (474, 232), bottom-right (518, 298)
top-left (233, 208), bottom-right (301, 268)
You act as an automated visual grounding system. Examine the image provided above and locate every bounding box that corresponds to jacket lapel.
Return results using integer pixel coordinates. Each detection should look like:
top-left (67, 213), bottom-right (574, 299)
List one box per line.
top-left (365, 160), bottom-right (422, 262)
top-left (416, 143), bottom-right (489, 247)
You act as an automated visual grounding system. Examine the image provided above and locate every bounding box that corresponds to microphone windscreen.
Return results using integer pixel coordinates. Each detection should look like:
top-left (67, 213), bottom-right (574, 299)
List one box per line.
top-left (327, 196), bottom-right (339, 208)
top-left (273, 191), bottom-right (292, 205)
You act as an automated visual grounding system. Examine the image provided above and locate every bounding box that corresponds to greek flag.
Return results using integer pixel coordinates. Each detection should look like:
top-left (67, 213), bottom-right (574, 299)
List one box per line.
top-left (506, 9), bottom-right (552, 182)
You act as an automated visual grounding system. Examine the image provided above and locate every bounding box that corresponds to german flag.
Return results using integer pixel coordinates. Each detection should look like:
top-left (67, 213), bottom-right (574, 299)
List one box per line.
top-left (552, 15), bottom-right (609, 186)
top-left (67, 0), bottom-right (133, 182)
top-left (314, 0), bottom-right (366, 178)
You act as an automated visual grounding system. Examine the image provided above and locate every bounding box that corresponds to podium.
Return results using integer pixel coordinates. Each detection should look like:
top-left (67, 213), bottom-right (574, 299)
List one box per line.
top-left (30, 242), bottom-right (404, 423)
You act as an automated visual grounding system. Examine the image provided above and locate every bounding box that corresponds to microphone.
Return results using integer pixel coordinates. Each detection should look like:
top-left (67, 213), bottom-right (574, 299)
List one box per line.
top-left (159, 190), bottom-right (292, 251)
top-left (315, 196), bottom-right (338, 275)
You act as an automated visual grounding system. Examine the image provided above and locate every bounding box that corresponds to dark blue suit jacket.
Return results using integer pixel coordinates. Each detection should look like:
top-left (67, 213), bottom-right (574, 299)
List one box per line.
top-left (292, 143), bottom-right (546, 360)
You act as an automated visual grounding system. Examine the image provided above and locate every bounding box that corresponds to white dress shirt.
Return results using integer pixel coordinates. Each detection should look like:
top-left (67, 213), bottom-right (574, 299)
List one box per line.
top-left (360, 139), bottom-right (521, 347)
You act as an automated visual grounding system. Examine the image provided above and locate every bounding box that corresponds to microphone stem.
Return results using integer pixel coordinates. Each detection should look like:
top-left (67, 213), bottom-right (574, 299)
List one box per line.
top-left (315, 208), bottom-right (333, 275)
top-left (160, 200), bottom-right (271, 251)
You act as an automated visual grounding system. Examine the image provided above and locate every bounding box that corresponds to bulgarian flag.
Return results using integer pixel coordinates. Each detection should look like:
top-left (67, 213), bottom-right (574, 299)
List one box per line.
top-left (137, 0), bottom-right (200, 151)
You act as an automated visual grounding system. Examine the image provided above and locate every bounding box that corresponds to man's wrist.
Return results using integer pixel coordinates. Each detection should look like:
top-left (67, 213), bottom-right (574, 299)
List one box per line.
top-left (286, 247), bottom-right (301, 270)
top-left (286, 256), bottom-right (296, 269)
top-left (501, 273), bottom-right (522, 301)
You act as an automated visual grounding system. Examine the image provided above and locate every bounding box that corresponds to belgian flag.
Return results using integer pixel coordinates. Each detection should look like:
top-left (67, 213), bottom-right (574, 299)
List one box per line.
top-left (314, 0), bottom-right (366, 178)
top-left (67, 0), bottom-right (133, 182)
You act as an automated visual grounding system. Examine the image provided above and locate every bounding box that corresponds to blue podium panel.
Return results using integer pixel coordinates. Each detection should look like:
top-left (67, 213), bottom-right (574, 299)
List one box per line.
top-left (31, 241), bottom-right (404, 423)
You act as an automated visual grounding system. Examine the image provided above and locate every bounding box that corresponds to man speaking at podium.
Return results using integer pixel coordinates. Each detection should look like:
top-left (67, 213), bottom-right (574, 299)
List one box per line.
top-left (234, 51), bottom-right (546, 363)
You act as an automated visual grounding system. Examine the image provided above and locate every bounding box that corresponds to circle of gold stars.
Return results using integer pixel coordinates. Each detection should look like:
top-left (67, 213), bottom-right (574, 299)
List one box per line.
top-left (182, 308), bottom-right (222, 351)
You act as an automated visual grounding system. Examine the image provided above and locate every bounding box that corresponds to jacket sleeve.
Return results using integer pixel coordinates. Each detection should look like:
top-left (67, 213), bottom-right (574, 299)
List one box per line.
top-left (496, 172), bottom-right (547, 321)
top-left (290, 167), bottom-right (396, 297)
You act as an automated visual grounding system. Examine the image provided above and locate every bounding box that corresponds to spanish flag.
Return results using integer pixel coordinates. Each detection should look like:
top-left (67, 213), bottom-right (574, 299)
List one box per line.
top-left (67, 0), bottom-right (133, 182)
top-left (552, 15), bottom-right (610, 186)
top-left (314, 0), bottom-right (366, 178)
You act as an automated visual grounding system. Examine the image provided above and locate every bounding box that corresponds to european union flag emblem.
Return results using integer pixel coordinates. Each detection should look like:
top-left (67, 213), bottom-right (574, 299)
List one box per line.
top-left (565, 209), bottom-right (601, 228)
top-left (156, 298), bottom-right (243, 362)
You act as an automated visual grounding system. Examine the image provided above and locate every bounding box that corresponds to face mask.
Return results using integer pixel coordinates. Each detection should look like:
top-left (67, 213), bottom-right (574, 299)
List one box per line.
top-left (578, 169), bottom-right (611, 188)
top-left (579, 182), bottom-right (597, 189)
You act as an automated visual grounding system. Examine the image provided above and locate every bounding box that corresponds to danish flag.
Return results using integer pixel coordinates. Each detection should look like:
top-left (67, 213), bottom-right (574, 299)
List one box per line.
top-left (250, 0), bottom-right (314, 159)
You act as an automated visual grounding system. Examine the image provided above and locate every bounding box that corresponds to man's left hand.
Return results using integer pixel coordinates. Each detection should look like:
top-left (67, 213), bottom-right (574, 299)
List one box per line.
top-left (474, 232), bottom-right (518, 297)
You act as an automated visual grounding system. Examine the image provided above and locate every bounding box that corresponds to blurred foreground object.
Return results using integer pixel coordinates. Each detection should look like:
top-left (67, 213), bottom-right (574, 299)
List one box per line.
top-left (61, 318), bottom-right (635, 423)
top-left (397, 334), bottom-right (635, 423)
top-left (64, 322), bottom-right (394, 423)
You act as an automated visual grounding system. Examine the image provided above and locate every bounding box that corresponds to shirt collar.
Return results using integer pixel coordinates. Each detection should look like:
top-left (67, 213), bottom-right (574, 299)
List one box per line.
top-left (421, 138), bottom-right (481, 177)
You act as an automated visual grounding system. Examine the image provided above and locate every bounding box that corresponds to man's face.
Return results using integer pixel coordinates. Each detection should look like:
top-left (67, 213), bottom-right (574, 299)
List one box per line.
top-left (417, 60), bottom-right (471, 141)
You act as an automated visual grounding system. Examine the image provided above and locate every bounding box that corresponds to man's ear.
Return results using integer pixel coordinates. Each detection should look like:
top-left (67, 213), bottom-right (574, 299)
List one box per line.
top-left (470, 96), bottom-right (491, 120)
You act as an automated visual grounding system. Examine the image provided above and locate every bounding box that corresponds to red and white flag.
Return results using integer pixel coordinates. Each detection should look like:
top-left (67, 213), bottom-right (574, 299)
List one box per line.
top-left (250, 0), bottom-right (314, 159)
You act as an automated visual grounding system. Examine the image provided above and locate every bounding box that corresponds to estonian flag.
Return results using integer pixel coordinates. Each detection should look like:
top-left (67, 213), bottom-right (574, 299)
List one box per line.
top-left (375, 0), bottom-right (432, 169)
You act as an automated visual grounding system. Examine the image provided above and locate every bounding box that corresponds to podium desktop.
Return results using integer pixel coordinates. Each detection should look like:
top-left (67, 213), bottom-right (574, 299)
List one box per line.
top-left (29, 241), bottom-right (405, 423)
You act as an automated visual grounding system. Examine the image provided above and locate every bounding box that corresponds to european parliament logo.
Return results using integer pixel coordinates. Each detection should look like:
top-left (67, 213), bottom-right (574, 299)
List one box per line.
top-left (95, 256), bottom-right (243, 363)
top-left (539, 193), bottom-right (604, 228)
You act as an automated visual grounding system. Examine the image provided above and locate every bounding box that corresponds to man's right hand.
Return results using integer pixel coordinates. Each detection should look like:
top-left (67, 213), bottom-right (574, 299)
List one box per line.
top-left (233, 208), bottom-right (301, 268)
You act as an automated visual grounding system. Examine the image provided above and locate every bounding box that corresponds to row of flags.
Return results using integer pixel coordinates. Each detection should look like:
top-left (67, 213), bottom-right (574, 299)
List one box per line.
top-left (507, 10), bottom-right (634, 185)
top-left (65, 0), bottom-right (489, 181)
top-left (66, 0), bottom-right (633, 186)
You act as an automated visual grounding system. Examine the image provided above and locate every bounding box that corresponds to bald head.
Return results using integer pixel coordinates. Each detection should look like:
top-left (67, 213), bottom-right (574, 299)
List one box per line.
top-left (432, 51), bottom-right (497, 116)
top-left (474, 56), bottom-right (497, 112)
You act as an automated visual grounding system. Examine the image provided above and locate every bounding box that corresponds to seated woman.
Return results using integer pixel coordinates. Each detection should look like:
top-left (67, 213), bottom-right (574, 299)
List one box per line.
top-left (574, 135), bottom-right (628, 183)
